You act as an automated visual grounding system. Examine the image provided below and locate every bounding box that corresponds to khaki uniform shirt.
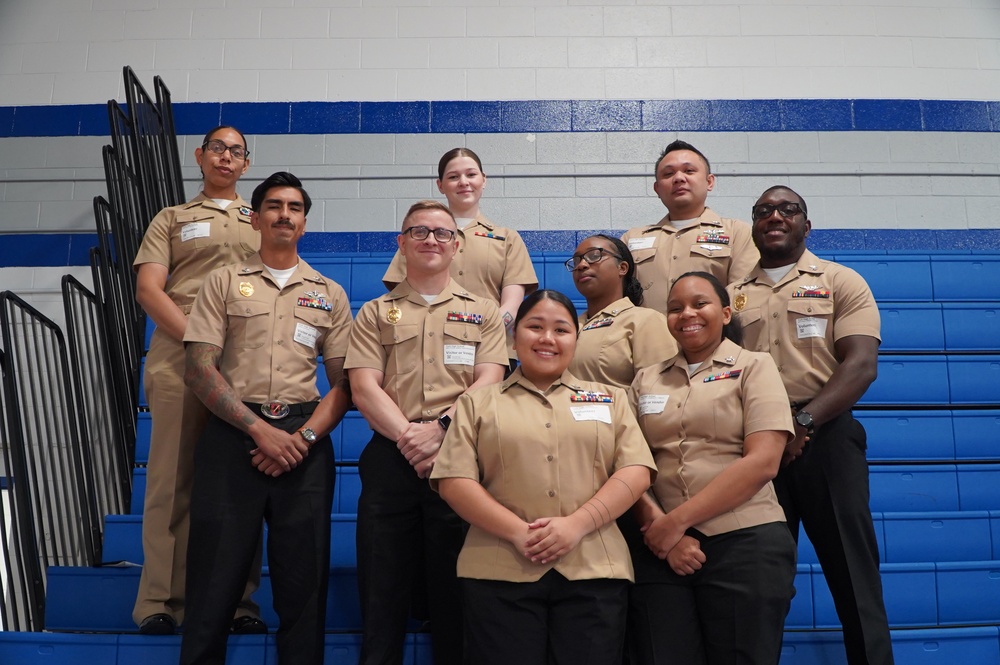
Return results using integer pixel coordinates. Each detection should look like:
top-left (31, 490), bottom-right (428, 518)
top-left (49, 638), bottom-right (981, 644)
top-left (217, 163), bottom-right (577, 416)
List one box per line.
top-left (345, 278), bottom-right (508, 422)
top-left (728, 249), bottom-right (882, 404)
top-left (382, 214), bottom-right (538, 303)
top-left (621, 208), bottom-right (758, 315)
top-left (431, 369), bottom-right (656, 583)
top-left (184, 254), bottom-right (352, 403)
top-left (568, 297), bottom-right (678, 390)
top-left (629, 339), bottom-right (794, 537)
top-left (133, 193), bottom-right (259, 315)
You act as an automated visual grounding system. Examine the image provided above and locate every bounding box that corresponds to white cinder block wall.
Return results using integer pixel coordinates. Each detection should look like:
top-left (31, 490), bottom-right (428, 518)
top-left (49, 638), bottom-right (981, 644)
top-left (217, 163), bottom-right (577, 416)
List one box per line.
top-left (1, 0), bottom-right (999, 324)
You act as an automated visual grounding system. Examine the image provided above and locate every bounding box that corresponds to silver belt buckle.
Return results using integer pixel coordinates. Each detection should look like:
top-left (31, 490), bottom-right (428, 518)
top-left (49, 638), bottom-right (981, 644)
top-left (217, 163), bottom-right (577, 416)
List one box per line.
top-left (260, 401), bottom-right (290, 420)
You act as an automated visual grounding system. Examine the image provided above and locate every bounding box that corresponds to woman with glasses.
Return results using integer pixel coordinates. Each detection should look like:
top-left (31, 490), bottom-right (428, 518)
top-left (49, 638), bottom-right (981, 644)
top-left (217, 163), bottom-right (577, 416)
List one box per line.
top-left (567, 234), bottom-right (676, 389)
top-left (628, 272), bottom-right (796, 665)
top-left (431, 289), bottom-right (656, 665)
top-left (383, 148), bottom-right (538, 368)
top-left (131, 125), bottom-right (265, 636)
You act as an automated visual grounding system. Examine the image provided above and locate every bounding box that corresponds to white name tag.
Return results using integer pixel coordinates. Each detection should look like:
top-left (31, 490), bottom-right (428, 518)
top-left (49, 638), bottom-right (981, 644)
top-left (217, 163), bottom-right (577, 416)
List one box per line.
top-left (638, 394), bottom-right (669, 415)
top-left (628, 237), bottom-right (656, 251)
top-left (570, 405), bottom-right (612, 424)
top-left (180, 222), bottom-right (211, 242)
top-left (293, 322), bottom-right (320, 348)
top-left (796, 317), bottom-right (828, 339)
top-left (444, 344), bottom-right (476, 366)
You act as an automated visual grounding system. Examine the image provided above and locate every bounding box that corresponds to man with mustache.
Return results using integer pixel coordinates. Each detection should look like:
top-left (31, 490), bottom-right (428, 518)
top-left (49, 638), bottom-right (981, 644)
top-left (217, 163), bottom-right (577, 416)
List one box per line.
top-left (179, 172), bottom-right (353, 665)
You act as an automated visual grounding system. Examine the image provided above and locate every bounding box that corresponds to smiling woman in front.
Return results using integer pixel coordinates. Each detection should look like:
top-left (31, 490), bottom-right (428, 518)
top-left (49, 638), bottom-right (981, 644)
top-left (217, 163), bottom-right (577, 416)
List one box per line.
top-left (430, 289), bottom-right (656, 665)
top-left (628, 271), bottom-right (797, 665)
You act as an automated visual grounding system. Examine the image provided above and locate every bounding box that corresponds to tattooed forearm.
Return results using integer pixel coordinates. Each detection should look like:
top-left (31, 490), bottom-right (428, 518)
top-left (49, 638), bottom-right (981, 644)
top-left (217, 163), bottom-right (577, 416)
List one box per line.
top-left (184, 342), bottom-right (259, 433)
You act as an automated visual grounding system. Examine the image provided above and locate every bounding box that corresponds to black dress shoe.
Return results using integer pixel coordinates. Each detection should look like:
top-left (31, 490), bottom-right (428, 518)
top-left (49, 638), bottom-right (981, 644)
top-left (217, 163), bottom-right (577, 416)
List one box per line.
top-left (230, 616), bottom-right (267, 634)
top-left (138, 613), bottom-right (176, 635)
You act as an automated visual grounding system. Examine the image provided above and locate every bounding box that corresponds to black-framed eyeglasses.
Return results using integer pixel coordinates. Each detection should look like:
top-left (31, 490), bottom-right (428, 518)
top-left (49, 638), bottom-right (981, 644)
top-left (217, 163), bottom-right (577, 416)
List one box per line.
top-left (402, 226), bottom-right (456, 242)
top-left (751, 202), bottom-right (805, 222)
top-left (565, 247), bottom-right (623, 271)
top-left (202, 139), bottom-right (249, 161)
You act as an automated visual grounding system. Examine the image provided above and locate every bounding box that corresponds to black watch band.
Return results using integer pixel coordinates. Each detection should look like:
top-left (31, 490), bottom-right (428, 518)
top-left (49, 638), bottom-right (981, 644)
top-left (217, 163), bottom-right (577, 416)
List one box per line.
top-left (438, 414), bottom-right (452, 431)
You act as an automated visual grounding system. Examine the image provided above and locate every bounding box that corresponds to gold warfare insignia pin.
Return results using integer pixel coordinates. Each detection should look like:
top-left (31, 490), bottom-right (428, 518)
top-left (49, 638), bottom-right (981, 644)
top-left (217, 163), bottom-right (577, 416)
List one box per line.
top-left (387, 306), bottom-right (402, 324)
top-left (733, 293), bottom-right (747, 312)
top-left (239, 282), bottom-right (254, 297)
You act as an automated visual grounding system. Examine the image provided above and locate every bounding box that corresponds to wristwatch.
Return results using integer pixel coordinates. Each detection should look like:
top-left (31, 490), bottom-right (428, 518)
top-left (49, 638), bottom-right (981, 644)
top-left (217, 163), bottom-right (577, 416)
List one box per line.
top-left (794, 411), bottom-right (815, 433)
top-left (438, 414), bottom-right (452, 431)
top-left (298, 427), bottom-right (318, 445)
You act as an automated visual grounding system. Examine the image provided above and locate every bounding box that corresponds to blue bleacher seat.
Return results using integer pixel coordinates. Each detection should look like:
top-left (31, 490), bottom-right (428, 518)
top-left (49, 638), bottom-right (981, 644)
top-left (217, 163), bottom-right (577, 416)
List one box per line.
top-left (784, 565), bottom-right (814, 629)
top-left (888, 626), bottom-right (1000, 665)
top-left (880, 511), bottom-right (993, 563)
top-left (349, 257), bottom-right (393, 302)
top-left (0, 632), bottom-right (119, 665)
top-left (837, 256), bottom-right (933, 302)
top-left (941, 303), bottom-right (1000, 351)
top-left (869, 465), bottom-right (959, 512)
top-left (811, 562), bottom-right (938, 628)
top-left (936, 562), bottom-right (1000, 626)
top-left (131, 467), bottom-right (146, 515)
top-left (947, 355), bottom-right (1000, 405)
top-left (301, 254), bottom-right (352, 295)
top-left (136, 411), bottom-right (152, 464)
top-left (879, 303), bottom-right (945, 351)
top-left (931, 256), bottom-right (1000, 302)
top-left (953, 411), bottom-right (1000, 460)
top-left (856, 410), bottom-right (955, 461)
top-left (956, 464), bottom-right (1000, 510)
top-left (862, 357), bottom-right (950, 405)
top-left (330, 514), bottom-right (357, 568)
top-left (542, 255), bottom-right (577, 297)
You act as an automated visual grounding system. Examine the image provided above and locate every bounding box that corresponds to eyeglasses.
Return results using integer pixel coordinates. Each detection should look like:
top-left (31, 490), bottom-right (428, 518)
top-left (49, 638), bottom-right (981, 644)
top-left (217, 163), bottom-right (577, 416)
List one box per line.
top-left (202, 139), bottom-right (249, 161)
top-left (751, 201), bottom-right (805, 222)
top-left (402, 226), bottom-right (456, 242)
top-left (564, 247), bottom-right (623, 271)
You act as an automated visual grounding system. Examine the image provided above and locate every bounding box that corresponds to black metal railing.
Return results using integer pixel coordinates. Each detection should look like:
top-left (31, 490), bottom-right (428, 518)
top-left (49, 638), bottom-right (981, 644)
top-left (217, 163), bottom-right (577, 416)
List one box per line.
top-left (62, 275), bottom-right (133, 519)
top-left (0, 348), bottom-right (46, 631)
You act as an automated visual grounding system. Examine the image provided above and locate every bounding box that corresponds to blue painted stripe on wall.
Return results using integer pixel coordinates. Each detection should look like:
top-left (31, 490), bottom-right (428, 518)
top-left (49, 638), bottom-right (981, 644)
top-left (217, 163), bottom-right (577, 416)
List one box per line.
top-left (5, 230), bottom-right (1000, 268)
top-left (2, 99), bottom-right (1000, 138)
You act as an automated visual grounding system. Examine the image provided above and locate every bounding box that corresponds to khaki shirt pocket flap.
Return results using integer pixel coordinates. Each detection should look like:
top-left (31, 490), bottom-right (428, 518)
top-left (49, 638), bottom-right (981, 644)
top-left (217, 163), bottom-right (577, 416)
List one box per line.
top-left (443, 322), bottom-right (482, 343)
top-left (631, 247), bottom-right (656, 264)
top-left (294, 305), bottom-right (328, 328)
top-left (227, 299), bottom-right (271, 318)
top-left (787, 298), bottom-right (834, 317)
top-left (689, 243), bottom-right (732, 259)
top-left (380, 323), bottom-right (419, 345)
top-left (177, 211), bottom-right (215, 224)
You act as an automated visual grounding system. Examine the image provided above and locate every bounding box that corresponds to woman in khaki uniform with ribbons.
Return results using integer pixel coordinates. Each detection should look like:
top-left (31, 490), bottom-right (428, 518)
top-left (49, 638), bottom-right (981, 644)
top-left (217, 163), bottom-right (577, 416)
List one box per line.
top-left (432, 290), bottom-right (655, 665)
top-left (131, 125), bottom-right (264, 635)
top-left (628, 272), bottom-right (797, 665)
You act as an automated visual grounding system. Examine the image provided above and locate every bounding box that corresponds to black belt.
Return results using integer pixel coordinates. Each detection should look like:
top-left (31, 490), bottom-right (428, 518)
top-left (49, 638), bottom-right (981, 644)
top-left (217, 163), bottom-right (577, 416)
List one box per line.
top-left (243, 400), bottom-right (319, 420)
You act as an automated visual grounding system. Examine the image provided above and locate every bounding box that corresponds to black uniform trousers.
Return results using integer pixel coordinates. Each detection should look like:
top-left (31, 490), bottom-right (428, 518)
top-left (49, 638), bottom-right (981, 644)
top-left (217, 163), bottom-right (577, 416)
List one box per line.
top-left (180, 413), bottom-right (334, 665)
top-left (356, 432), bottom-right (465, 665)
top-left (463, 570), bottom-right (629, 665)
top-left (627, 521), bottom-right (796, 665)
top-left (774, 410), bottom-right (894, 665)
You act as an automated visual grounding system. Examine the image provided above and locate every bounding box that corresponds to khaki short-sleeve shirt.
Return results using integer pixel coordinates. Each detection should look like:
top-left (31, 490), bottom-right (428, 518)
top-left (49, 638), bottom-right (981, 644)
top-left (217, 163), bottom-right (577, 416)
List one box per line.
top-left (184, 254), bottom-right (352, 403)
top-left (728, 249), bottom-right (882, 404)
top-left (568, 297), bottom-right (678, 390)
top-left (133, 193), bottom-right (259, 313)
top-left (621, 208), bottom-right (758, 315)
top-left (431, 369), bottom-right (656, 583)
top-left (629, 339), bottom-right (794, 537)
top-left (345, 278), bottom-right (508, 422)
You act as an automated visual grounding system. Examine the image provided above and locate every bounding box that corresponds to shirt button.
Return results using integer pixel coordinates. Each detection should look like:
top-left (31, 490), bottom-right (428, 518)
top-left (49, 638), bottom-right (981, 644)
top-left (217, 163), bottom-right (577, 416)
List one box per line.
top-left (778, 366), bottom-right (783, 372)
top-left (773, 312), bottom-right (779, 318)
top-left (428, 358), bottom-right (435, 364)
top-left (546, 455), bottom-right (553, 461)
top-left (774, 339), bottom-right (780, 345)
top-left (425, 409), bottom-right (432, 416)
top-left (245, 308), bottom-right (251, 314)
top-left (545, 423), bottom-right (551, 428)
top-left (277, 340), bottom-right (283, 345)
top-left (394, 335), bottom-right (399, 341)
top-left (459, 271), bottom-right (464, 275)
top-left (547, 490), bottom-right (555, 497)
top-left (279, 315), bottom-right (284, 319)
top-left (224, 223), bottom-right (229, 228)
top-left (224, 242), bottom-right (230, 247)
top-left (427, 385), bottom-right (434, 391)
top-left (428, 332), bottom-right (434, 337)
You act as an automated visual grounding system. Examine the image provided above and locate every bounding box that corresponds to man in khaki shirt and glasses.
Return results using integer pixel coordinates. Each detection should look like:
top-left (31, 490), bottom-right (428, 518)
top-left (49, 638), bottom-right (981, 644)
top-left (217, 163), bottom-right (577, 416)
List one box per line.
top-left (346, 200), bottom-right (507, 665)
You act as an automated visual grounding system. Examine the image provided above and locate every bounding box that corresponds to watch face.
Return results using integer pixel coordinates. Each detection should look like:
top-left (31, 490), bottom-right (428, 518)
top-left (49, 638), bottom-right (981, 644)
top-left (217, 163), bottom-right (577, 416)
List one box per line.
top-left (795, 412), bottom-right (813, 429)
top-left (300, 427), bottom-right (317, 443)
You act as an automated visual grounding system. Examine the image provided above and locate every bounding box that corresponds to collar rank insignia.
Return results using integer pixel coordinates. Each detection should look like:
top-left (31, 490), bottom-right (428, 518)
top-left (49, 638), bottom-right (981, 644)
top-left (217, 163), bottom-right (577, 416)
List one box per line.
top-left (570, 390), bottom-right (613, 403)
top-left (792, 286), bottom-right (830, 299)
top-left (447, 311), bottom-right (483, 324)
top-left (582, 317), bottom-right (614, 331)
top-left (238, 206), bottom-right (252, 216)
top-left (704, 369), bottom-right (742, 383)
top-left (695, 233), bottom-right (730, 245)
top-left (298, 291), bottom-right (333, 311)
top-left (474, 231), bottom-right (506, 241)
